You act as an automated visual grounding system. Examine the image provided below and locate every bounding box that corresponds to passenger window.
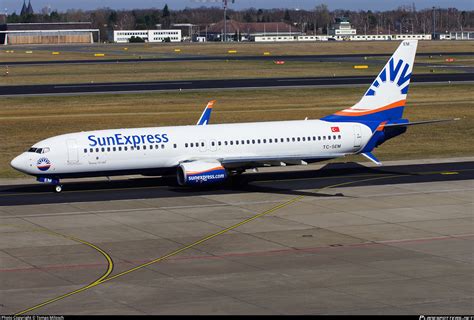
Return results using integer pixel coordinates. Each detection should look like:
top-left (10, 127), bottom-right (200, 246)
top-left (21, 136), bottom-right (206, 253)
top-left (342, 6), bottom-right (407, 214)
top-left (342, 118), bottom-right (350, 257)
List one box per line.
top-left (211, 142), bottom-right (215, 146)
top-left (190, 143), bottom-right (194, 147)
top-left (201, 142), bottom-right (204, 147)
top-left (137, 146), bottom-right (140, 150)
top-left (338, 135), bottom-right (341, 139)
top-left (124, 146), bottom-right (128, 151)
top-left (318, 136), bottom-right (321, 141)
top-left (118, 147), bottom-right (122, 151)
top-left (101, 147), bottom-right (105, 152)
top-left (113, 147), bottom-right (116, 152)
top-left (236, 141), bottom-right (239, 145)
top-left (297, 137), bottom-right (301, 142)
top-left (230, 141), bottom-right (234, 145)
top-left (185, 143), bottom-right (188, 148)
top-left (161, 144), bottom-right (165, 149)
top-left (269, 139), bottom-right (272, 143)
top-left (90, 148), bottom-right (93, 153)
top-left (292, 137), bottom-right (295, 142)
top-left (280, 138), bottom-right (284, 143)
top-left (247, 140), bottom-right (250, 144)
top-left (263, 139), bottom-right (266, 143)
top-left (84, 148), bottom-right (87, 153)
top-left (328, 136), bottom-right (331, 140)
top-left (174, 144), bottom-right (177, 148)
top-left (218, 141), bottom-right (222, 146)
top-left (323, 136), bottom-right (326, 140)
top-left (287, 138), bottom-right (290, 142)
top-left (302, 137), bottom-right (306, 141)
top-left (257, 139), bottom-right (261, 144)
top-left (96, 148), bottom-right (99, 152)
top-left (252, 140), bottom-right (255, 144)
top-left (225, 141), bottom-right (228, 145)
top-left (333, 135), bottom-right (337, 140)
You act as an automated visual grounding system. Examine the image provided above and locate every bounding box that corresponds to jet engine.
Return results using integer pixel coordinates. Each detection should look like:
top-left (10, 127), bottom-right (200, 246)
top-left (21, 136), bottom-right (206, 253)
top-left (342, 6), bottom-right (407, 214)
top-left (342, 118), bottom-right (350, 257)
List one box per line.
top-left (177, 160), bottom-right (228, 186)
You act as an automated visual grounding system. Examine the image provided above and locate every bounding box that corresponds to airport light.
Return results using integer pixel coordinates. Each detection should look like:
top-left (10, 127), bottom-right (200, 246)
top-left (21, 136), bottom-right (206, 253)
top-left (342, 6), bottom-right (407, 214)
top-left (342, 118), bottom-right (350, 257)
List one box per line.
top-left (191, 0), bottom-right (235, 42)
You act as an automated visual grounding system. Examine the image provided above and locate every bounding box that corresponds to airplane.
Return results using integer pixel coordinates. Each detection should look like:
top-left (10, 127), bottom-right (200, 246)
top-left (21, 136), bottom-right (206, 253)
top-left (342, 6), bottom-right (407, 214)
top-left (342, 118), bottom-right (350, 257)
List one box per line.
top-left (10, 40), bottom-right (455, 193)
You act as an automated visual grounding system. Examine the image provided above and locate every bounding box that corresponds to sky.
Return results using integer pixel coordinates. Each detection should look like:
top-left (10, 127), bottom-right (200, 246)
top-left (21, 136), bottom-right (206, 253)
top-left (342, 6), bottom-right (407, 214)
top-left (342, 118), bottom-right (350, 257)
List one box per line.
top-left (2, 0), bottom-right (473, 14)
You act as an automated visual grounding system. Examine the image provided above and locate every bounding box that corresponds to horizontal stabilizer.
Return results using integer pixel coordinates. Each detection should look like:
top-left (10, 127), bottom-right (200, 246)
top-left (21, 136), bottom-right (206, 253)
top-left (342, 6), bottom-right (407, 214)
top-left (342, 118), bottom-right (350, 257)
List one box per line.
top-left (361, 152), bottom-right (382, 166)
top-left (384, 118), bottom-right (460, 128)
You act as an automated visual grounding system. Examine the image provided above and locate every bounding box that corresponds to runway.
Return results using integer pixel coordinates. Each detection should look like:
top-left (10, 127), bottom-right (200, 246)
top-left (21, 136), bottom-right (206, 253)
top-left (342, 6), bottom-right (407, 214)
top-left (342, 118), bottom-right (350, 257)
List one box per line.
top-left (1, 158), bottom-right (473, 314)
top-left (2, 51), bottom-right (473, 66)
top-left (1, 73), bottom-right (473, 97)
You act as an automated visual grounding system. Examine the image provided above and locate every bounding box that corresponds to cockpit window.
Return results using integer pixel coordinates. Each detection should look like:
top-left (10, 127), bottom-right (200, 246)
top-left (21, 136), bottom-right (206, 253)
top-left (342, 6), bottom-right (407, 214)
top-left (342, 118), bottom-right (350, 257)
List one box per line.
top-left (27, 147), bottom-right (50, 153)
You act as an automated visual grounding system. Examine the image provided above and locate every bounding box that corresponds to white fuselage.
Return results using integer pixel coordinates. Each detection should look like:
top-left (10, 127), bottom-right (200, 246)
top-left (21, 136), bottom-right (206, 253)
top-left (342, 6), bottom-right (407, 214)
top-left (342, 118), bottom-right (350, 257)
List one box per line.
top-left (11, 119), bottom-right (372, 178)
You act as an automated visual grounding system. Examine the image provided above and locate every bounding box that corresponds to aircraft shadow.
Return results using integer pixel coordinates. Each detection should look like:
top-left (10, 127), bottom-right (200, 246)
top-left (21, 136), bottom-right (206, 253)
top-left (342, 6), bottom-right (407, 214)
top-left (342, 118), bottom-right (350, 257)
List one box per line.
top-left (0, 161), bottom-right (472, 206)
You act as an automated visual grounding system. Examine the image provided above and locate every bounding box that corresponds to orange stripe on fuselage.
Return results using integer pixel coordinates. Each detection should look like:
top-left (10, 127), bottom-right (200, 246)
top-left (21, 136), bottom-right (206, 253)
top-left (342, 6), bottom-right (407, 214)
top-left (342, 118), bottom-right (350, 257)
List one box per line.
top-left (334, 99), bottom-right (406, 117)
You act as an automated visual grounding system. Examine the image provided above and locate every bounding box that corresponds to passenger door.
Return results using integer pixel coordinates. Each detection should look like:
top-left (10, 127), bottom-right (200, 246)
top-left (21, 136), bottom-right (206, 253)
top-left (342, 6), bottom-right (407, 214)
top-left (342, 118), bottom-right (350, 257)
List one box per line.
top-left (353, 125), bottom-right (362, 148)
top-left (66, 139), bottom-right (79, 164)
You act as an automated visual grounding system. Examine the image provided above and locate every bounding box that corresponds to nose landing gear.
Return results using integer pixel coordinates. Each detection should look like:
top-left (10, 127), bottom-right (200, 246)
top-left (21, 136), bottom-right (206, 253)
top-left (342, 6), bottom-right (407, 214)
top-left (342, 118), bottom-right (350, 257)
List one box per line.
top-left (37, 177), bottom-right (63, 193)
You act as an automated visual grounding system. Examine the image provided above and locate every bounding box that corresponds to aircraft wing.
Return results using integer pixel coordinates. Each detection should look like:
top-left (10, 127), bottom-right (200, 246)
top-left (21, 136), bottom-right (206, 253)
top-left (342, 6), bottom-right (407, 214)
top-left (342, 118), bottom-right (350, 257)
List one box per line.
top-left (220, 153), bottom-right (346, 169)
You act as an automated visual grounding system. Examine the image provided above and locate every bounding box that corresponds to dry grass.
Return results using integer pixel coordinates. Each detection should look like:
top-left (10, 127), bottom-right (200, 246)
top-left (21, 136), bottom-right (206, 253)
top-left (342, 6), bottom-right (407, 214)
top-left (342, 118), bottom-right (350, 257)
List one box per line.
top-left (0, 84), bottom-right (472, 178)
top-left (1, 40), bottom-right (473, 63)
top-left (1, 58), bottom-right (462, 86)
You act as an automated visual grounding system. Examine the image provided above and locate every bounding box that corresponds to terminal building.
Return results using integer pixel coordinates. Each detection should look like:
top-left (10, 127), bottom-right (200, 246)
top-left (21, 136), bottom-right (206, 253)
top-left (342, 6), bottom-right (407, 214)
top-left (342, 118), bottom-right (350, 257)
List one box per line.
top-left (112, 29), bottom-right (182, 43)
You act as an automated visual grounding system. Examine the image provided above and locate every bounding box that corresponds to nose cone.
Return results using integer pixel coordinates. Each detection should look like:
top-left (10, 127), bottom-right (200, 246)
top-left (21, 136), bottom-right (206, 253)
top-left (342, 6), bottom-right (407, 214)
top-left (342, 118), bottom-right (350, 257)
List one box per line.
top-left (10, 154), bottom-right (27, 173)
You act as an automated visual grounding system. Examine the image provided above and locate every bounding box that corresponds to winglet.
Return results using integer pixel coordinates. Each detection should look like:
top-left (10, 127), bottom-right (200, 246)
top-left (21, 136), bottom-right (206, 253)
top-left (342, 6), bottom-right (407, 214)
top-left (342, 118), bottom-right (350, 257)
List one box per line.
top-left (197, 100), bottom-right (216, 125)
top-left (361, 152), bottom-right (382, 166)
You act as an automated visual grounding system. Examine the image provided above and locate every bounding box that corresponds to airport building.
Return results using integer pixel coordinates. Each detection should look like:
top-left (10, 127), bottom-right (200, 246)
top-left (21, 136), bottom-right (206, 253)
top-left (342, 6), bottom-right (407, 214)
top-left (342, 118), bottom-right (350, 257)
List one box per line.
top-left (112, 29), bottom-right (182, 43)
top-left (437, 30), bottom-right (474, 40)
top-left (254, 33), bottom-right (431, 42)
top-left (328, 17), bottom-right (357, 37)
top-left (201, 19), bottom-right (301, 41)
top-left (0, 22), bottom-right (99, 45)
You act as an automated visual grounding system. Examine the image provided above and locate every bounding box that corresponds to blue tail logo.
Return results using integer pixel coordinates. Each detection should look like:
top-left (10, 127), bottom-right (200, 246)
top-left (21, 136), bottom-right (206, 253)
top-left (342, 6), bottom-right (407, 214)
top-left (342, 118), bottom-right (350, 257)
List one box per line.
top-left (365, 58), bottom-right (412, 97)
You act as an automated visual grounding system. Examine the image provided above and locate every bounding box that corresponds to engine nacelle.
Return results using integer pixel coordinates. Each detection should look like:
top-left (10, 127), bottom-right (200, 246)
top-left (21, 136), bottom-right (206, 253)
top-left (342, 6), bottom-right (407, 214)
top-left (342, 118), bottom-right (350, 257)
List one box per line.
top-left (177, 160), bottom-right (228, 186)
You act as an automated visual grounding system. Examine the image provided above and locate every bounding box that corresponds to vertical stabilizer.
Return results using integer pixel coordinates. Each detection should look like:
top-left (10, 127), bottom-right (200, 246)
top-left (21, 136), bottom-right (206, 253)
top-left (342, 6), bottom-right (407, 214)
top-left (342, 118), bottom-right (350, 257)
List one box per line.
top-left (322, 40), bottom-right (418, 123)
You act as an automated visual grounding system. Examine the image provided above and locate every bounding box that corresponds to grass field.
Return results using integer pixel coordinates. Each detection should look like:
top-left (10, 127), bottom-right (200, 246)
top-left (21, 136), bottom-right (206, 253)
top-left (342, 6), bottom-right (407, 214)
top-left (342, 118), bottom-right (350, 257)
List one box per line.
top-left (1, 40), bottom-right (473, 63)
top-left (2, 58), bottom-right (468, 86)
top-left (1, 84), bottom-right (472, 178)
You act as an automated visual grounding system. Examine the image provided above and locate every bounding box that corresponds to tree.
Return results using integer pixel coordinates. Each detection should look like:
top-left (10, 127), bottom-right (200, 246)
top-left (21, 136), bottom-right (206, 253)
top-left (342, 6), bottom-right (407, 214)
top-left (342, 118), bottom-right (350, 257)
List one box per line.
top-left (284, 9), bottom-right (291, 22)
top-left (129, 36), bottom-right (145, 43)
top-left (162, 4), bottom-right (171, 28)
top-left (315, 4), bottom-right (331, 34)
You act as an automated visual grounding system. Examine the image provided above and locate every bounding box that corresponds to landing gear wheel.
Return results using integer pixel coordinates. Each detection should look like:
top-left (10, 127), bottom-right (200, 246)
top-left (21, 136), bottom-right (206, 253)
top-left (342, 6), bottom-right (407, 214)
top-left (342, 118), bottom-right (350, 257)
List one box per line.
top-left (54, 185), bottom-right (63, 193)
